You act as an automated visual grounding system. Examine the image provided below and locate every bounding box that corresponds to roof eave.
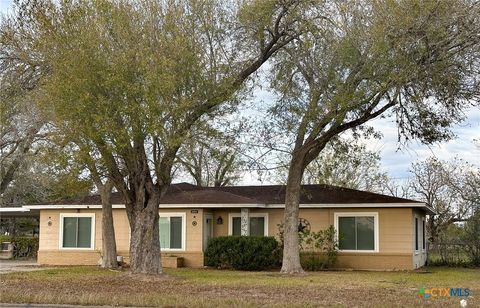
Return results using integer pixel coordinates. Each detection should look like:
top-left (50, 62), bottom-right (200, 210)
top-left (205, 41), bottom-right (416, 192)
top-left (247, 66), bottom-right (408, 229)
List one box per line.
top-left (23, 202), bottom-right (437, 212)
top-left (23, 203), bottom-right (267, 210)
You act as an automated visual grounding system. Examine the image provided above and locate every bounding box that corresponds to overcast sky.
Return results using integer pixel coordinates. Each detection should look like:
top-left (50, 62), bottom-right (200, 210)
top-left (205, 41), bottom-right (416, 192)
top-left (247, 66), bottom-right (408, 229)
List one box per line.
top-left (0, 0), bottom-right (10, 15)
top-left (1, 0), bottom-right (478, 184)
top-left (243, 86), bottom-right (479, 183)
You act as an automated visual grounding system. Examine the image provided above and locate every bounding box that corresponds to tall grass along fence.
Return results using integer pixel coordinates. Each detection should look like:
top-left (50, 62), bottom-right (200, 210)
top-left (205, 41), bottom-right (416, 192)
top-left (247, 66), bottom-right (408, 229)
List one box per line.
top-left (428, 242), bottom-right (475, 267)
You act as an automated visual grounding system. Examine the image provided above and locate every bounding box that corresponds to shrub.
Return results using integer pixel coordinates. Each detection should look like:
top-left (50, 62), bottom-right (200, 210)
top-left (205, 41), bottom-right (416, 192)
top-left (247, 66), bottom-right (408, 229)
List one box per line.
top-left (301, 253), bottom-right (328, 271)
top-left (427, 215), bottom-right (480, 268)
top-left (0, 235), bottom-right (39, 259)
top-left (462, 212), bottom-right (480, 267)
top-left (277, 223), bottom-right (339, 271)
top-left (205, 236), bottom-right (280, 270)
top-left (300, 226), bottom-right (338, 270)
top-left (428, 242), bottom-right (470, 267)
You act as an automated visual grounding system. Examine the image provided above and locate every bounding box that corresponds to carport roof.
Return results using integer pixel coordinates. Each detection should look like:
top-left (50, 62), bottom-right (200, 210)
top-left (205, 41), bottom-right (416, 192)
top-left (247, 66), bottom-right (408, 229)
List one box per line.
top-left (0, 207), bottom-right (40, 218)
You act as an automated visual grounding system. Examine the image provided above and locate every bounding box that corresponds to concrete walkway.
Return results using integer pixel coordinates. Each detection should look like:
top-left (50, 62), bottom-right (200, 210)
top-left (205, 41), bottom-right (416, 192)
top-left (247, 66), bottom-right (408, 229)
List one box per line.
top-left (0, 260), bottom-right (42, 274)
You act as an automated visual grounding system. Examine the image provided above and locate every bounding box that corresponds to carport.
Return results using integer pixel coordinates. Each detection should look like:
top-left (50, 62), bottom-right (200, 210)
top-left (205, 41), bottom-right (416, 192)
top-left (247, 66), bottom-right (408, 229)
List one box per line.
top-left (0, 207), bottom-right (40, 260)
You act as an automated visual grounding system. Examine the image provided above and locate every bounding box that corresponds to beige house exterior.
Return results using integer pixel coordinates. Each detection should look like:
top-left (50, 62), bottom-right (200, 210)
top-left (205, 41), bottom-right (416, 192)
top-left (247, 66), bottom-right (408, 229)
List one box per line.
top-left (21, 183), bottom-right (434, 270)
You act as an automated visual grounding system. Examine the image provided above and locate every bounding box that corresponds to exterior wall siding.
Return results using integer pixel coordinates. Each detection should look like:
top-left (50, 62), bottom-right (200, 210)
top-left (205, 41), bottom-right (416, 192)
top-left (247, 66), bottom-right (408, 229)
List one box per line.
top-left (335, 253), bottom-right (413, 270)
top-left (38, 208), bottom-right (205, 268)
top-left (327, 208), bottom-right (414, 254)
top-left (38, 250), bottom-right (101, 265)
top-left (412, 208), bottom-right (428, 269)
top-left (213, 207), bottom-right (418, 270)
top-left (38, 206), bottom-right (425, 270)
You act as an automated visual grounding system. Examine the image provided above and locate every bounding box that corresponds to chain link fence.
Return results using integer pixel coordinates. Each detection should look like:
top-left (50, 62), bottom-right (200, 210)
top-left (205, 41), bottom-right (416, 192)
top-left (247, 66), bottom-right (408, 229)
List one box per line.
top-left (428, 242), bottom-right (471, 266)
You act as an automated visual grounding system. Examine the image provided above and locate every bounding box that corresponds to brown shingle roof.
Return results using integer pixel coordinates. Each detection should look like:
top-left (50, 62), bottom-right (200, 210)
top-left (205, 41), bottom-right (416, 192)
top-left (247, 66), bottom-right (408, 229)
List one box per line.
top-left (211, 184), bottom-right (419, 204)
top-left (41, 182), bottom-right (420, 205)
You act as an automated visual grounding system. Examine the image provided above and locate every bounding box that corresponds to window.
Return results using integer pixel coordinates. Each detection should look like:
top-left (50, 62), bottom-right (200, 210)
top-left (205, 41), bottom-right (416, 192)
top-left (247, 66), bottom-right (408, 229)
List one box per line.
top-left (422, 219), bottom-right (426, 250)
top-left (415, 217), bottom-right (419, 251)
top-left (60, 214), bottom-right (95, 249)
top-left (334, 213), bottom-right (378, 252)
top-left (232, 217), bottom-right (241, 236)
top-left (229, 213), bottom-right (268, 236)
top-left (159, 213), bottom-right (185, 250)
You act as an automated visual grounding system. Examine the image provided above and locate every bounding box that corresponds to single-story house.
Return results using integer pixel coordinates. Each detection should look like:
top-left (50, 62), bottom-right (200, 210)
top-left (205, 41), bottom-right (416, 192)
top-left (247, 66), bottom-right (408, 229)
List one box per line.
top-left (15, 183), bottom-right (434, 270)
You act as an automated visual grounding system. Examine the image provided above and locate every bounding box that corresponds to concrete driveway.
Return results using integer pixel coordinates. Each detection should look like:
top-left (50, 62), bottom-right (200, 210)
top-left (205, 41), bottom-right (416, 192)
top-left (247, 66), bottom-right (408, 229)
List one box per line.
top-left (0, 260), bottom-right (42, 274)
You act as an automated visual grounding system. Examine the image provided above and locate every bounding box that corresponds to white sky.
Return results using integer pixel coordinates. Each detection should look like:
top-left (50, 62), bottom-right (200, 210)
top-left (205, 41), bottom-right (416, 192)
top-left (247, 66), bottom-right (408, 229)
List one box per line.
top-left (240, 86), bottom-right (479, 184)
top-left (0, 0), bottom-right (11, 15)
top-left (1, 0), bottom-right (478, 184)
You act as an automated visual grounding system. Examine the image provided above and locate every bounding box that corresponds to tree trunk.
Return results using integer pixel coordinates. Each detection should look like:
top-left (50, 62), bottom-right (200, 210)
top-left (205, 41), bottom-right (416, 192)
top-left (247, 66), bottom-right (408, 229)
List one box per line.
top-left (281, 154), bottom-right (305, 274)
top-left (129, 192), bottom-right (162, 274)
top-left (100, 181), bottom-right (118, 269)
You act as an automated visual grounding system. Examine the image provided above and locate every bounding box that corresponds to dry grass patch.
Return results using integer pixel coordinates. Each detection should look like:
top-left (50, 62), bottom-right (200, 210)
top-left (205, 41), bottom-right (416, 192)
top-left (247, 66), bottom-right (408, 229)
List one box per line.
top-left (1, 266), bottom-right (478, 307)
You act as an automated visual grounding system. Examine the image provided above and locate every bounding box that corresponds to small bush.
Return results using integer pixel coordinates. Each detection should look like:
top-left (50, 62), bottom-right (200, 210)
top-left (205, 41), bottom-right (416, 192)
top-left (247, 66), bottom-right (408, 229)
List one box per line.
top-left (462, 211), bottom-right (480, 266)
top-left (428, 242), bottom-right (471, 267)
top-left (300, 253), bottom-right (323, 271)
top-left (277, 222), bottom-right (339, 271)
top-left (0, 235), bottom-right (39, 259)
top-left (299, 226), bottom-right (338, 270)
top-left (428, 215), bottom-right (480, 268)
top-left (205, 236), bottom-right (280, 270)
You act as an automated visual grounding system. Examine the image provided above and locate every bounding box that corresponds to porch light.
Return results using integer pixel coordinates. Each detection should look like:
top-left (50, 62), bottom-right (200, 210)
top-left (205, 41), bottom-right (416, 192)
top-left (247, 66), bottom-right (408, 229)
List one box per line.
top-left (216, 216), bottom-right (223, 225)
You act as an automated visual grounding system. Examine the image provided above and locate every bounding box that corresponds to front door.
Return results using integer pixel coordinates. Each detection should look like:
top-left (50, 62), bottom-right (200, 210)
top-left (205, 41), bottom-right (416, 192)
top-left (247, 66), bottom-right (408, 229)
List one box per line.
top-left (203, 213), bottom-right (213, 251)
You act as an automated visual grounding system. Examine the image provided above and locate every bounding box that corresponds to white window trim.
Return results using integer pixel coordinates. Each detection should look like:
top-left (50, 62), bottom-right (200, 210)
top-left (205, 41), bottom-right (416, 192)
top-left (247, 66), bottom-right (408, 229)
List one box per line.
top-left (422, 217), bottom-right (426, 252)
top-left (413, 213), bottom-right (425, 254)
top-left (228, 213), bottom-right (269, 236)
top-left (413, 214), bottom-right (419, 254)
top-left (59, 213), bottom-right (95, 250)
top-left (334, 212), bottom-right (379, 253)
top-left (159, 212), bottom-right (186, 252)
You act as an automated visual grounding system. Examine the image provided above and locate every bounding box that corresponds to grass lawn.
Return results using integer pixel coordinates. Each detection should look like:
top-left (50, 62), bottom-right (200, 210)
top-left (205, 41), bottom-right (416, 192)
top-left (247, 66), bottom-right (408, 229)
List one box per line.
top-left (0, 266), bottom-right (478, 307)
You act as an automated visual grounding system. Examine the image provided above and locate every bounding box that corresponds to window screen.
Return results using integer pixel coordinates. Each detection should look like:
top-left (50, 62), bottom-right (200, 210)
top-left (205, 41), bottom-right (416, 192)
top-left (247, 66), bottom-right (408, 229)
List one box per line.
top-left (338, 217), bottom-right (356, 250)
top-left (170, 217), bottom-right (182, 249)
top-left (356, 217), bottom-right (374, 250)
top-left (159, 216), bottom-right (183, 249)
top-left (249, 217), bottom-right (265, 236)
top-left (232, 217), bottom-right (241, 236)
top-left (415, 217), bottom-right (419, 251)
top-left (422, 220), bottom-right (426, 249)
top-left (62, 217), bottom-right (92, 248)
top-left (338, 216), bottom-right (375, 251)
top-left (232, 216), bottom-right (266, 236)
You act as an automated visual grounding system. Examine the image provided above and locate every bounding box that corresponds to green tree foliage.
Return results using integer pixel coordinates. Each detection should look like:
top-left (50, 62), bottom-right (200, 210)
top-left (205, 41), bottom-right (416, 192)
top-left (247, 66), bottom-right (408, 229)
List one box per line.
top-left (0, 218), bottom-right (38, 237)
top-left (272, 138), bottom-right (388, 191)
top-left (0, 11), bottom-right (46, 196)
top-left (0, 235), bottom-right (39, 259)
top-left (3, 0), bottom-right (306, 274)
top-left (269, 0), bottom-right (480, 273)
top-left (462, 211), bottom-right (480, 266)
top-left (0, 148), bottom-right (92, 207)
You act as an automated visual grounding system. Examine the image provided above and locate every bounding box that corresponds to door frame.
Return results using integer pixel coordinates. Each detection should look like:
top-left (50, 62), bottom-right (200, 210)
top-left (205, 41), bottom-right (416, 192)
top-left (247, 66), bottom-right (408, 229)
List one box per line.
top-left (203, 213), bottom-right (213, 252)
